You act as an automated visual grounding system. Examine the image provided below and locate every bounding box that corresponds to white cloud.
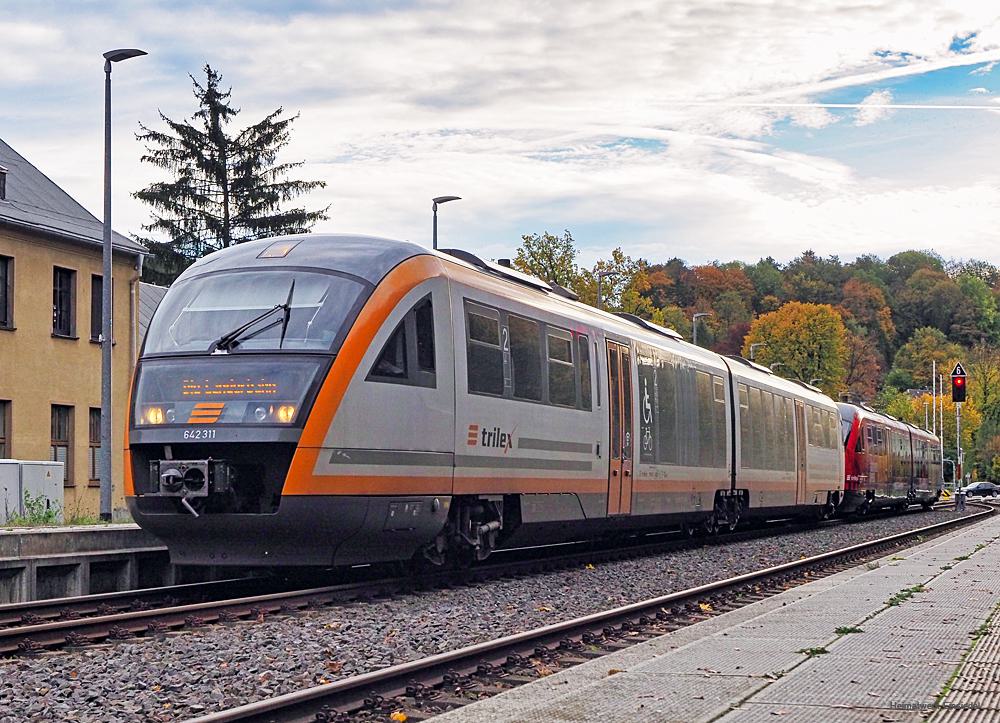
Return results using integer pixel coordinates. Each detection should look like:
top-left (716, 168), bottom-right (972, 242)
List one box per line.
top-left (970, 60), bottom-right (998, 75)
top-left (2, 1), bottom-right (1000, 264)
top-left (854, 90), bottom-right (895, 126)
top-left (969, 86), bottom-right (990, 93)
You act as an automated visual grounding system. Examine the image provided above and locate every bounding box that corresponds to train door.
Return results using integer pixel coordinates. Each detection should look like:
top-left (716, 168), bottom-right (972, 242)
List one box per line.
top-left (794, 400), bottom-right (807, 504)
top-left (606, 341), bottom-right (634, 515)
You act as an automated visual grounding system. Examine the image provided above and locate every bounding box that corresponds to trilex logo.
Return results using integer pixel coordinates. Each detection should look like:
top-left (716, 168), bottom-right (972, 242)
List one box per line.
top-left (467, 424), bottom-right (514, 452)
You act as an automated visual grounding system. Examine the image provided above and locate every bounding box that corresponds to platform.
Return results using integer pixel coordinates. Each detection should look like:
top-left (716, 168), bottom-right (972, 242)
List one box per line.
top-left (436, 513), bottom-right (1000, 722)
top-left (0, 523), bottom-right (177, 602)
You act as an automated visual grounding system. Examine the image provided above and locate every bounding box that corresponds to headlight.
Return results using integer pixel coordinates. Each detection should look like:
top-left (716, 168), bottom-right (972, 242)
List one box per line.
top-left (143, 406), bottom-right (166, 425)
top-left (276, 404), bottom-right (296, 424)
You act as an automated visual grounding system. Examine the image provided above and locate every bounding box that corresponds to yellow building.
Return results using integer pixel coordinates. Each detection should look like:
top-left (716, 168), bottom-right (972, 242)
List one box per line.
top-left (0, 138), bottom-right (146, 518)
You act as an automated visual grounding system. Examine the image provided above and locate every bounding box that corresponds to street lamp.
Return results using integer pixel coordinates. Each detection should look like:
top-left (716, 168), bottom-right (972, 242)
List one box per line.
top-left (809, 378), bottom-right (823, 387)
top-left (432, 196), bottom-right (461, 250)
top-left (596, 271), bottom-right (619, 310)
top-left (692, 312), bottom-right (712, 347)
top-left (101, 47), bottom-right (146, 522)
top-left (749, 342), bottom-right (766, 361)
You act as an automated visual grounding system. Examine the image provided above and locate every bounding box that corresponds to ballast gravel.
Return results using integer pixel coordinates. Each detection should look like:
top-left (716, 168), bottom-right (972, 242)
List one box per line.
top-left (0, 507), bottom-right (982, 722)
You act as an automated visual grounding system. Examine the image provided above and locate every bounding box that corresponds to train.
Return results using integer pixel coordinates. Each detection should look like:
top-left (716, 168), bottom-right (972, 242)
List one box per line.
top-left (838, 403), bottom-right (941, 515)
top-left (125, 234), bottom-right (938, 567)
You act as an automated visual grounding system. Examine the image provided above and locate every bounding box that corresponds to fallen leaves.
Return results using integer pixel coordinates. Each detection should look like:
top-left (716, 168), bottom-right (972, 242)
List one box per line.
top-left (390, 712), bottom-right (408, 722)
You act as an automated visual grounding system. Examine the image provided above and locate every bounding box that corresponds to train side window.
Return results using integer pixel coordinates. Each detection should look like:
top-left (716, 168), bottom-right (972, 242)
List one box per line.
top-left (712, 376), bottom-right (727, 468)
top-left (578, 335), bottom-right (592, 410)
top-left (510, 315), bottom-right (542, 401)
top-left (738, 383), bottom-right (751, 468)
top-left (656, 360), bottom-right (678, 464)
top-left (466, 303), bottom-right (504, 396)
top-left (547, 328), bottom-right (576, 407)
top-left (371, 323), bottom-right (408, 380)
top-left (368, 296), bottom-right (436, 387)
top-left (749, 386), bottom-right (764, 468)
top-left (415, 297), bottom-right (435, 372)
top-left (696, 371), bottom-right (714, 467)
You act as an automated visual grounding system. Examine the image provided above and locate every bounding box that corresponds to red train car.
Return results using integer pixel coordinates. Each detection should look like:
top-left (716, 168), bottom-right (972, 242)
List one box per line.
top-left (837, 403), bottom-right (941, 514)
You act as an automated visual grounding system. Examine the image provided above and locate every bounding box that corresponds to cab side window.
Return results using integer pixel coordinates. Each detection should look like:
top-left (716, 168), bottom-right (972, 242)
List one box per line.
top-left (368, 296), bottom-right (436, 388)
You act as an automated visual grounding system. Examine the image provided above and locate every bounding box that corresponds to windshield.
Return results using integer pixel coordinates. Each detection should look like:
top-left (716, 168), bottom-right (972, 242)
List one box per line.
top-left (144, 269), bottom-right (367, 355)
top-left (133, 356), bottom-right (325, 427)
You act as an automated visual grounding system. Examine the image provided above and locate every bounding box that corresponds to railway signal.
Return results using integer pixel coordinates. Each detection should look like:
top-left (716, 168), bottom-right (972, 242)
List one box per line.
top-left (951, 362), bottom-right (967, 403)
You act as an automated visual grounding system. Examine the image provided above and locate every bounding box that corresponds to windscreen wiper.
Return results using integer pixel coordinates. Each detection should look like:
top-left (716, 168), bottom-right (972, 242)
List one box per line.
top-left (209, 303), bottom-right (286, 353)
top-left (278, 279), bottom-right (296, 349)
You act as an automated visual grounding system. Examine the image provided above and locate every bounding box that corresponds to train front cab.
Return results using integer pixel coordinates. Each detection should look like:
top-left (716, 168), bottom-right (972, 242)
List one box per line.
top-left (126, 236), bottom-right (456, 567)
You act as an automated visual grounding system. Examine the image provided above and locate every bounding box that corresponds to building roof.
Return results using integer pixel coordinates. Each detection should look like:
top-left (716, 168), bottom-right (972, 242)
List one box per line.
top-left (0, 137), bottom-right (146, 256)
top-left (138, 282), bottom-right (168, 343)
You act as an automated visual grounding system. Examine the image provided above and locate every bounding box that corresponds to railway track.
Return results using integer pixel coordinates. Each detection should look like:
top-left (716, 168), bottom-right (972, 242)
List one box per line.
top-left (186, 502), bottom-right (994, 723)
top-left (0, 503), bottom-right (958, 657)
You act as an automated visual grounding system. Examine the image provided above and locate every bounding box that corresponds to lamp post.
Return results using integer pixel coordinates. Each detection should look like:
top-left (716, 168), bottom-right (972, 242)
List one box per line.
top-left (596, 271), bottom-right (619, 310)
top-left (809, 378), bottom-right (823, 388)
top-left (749, 342), bottom-right (766, 361)
top-left (101, 48), bottom-right (146, 522)
top-left (692, 312), bottom-right (712, 347)
top-left (431, 196), bottom-right (461, 250)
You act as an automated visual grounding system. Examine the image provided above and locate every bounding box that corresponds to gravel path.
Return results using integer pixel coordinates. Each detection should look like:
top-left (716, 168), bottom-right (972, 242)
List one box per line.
top-left (0, 507), bottom-right (983, 722)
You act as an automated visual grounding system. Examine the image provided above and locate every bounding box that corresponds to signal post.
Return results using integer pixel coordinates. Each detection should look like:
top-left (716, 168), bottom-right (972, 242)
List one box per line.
top-left (952, 362), bottom-right (967, 487)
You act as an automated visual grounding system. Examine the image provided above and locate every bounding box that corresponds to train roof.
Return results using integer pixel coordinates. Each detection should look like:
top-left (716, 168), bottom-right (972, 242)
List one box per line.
top-left (178, 233), bottom-right (842, 410)
top-left (837, 402), bottom-right (939, 441)
top-left (177, 233), bottom-right (429, 286)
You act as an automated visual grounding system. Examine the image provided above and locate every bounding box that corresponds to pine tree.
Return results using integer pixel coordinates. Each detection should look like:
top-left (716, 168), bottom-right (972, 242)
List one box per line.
top-left (134, 65), bottom-right (329, 283)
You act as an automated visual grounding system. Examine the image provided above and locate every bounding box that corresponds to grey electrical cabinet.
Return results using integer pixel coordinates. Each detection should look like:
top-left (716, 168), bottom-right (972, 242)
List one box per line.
top-left (0, 460), bottom-right (65, 524)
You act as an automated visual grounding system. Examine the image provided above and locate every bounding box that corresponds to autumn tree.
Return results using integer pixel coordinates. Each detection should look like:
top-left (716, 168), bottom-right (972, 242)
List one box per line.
top-left (135, 65), bottom-right (328, 284)
top-left (576, 248), bottom-right (657, 319)
top-left (741, 302), bottom-right (848, 397)
top-left (838, 276), bottom-right (895, 359)
top-left (892, 268), bottom-right (965, 340)
top-left (782, 251), bottom-right (846, 306)
top-left (843, 331), bottom-right (882, 400)
top-left (885, 327), bottom-right (963, 390)
top-left (512, 230), bottom-right (580, 289)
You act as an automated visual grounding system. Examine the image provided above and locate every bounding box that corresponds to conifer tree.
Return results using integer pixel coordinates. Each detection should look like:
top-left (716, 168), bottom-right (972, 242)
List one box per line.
top-left (134, 65), bottom-right (328, 283)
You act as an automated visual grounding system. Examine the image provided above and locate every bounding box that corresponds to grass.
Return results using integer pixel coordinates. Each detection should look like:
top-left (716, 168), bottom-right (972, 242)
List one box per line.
top-left (2, 493), bottom-right (113, 528)
top-left (835, 626), bottom-right (864, 635)
top-left (886, 585), bottom-right (925, 607)
top-left (797, 647), bottom-right (829, 657)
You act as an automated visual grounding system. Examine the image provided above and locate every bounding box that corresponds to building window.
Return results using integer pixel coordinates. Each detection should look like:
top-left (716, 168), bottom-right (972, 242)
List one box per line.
top-left (90, 275), bottom-right (103, 342)
top-left (89, 408), bottom-right (101, 483)
top-left (51, 405), bottom-right (73, 486)
top-left (0, 401), bottom-right (9, 458)
top-left (53, 267), bottom-right (76, 337)
top-left (0, 256), bottom-right (12, 329)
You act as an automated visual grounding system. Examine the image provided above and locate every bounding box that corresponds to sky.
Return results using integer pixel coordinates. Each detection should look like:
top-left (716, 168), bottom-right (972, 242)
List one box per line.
top-left (2, 0), bottom-right (1000, 268)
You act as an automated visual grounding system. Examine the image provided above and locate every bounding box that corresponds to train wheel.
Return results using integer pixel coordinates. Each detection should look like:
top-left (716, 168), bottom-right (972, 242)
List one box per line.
top-left (703, 515), bottom-right (720, 536)
top-left (855, 500), bottom-right (871, 518)
top-left (681, 522), bottom-right (697, 538)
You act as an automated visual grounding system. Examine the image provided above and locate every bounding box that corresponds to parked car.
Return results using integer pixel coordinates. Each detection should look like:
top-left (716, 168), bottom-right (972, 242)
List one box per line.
top-left (961, 481), bottom-right (1000, 498)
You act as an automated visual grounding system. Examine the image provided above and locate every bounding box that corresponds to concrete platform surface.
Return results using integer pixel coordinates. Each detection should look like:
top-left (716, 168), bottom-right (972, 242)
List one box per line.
top-left (436, 514), bottom-right (1000, 723)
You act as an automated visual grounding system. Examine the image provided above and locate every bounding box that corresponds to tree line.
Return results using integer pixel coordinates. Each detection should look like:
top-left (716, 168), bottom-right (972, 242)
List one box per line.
top-left (130, 66), bottom-right (998, 481)
top-left (514, 231), bottom-right (1000, 482)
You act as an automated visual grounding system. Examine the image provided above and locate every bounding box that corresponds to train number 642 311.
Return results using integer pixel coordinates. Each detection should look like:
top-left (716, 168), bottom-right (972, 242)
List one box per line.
top-left (182, 429), bottom-right (217, 440)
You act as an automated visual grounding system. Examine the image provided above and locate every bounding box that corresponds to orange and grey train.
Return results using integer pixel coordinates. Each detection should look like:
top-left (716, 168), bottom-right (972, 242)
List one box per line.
top-left (126, 234), bottom-right (844, 567)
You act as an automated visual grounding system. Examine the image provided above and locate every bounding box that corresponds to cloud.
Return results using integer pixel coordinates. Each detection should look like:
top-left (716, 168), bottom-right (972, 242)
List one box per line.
top-left (970, 60), bottom-right (997, 75)
top-left (854, 90), bottom-right (895, 126)
top-left (1, 0), bottom-right (1000, 265)
top-left (969, 86), bottom-right (990, 93)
